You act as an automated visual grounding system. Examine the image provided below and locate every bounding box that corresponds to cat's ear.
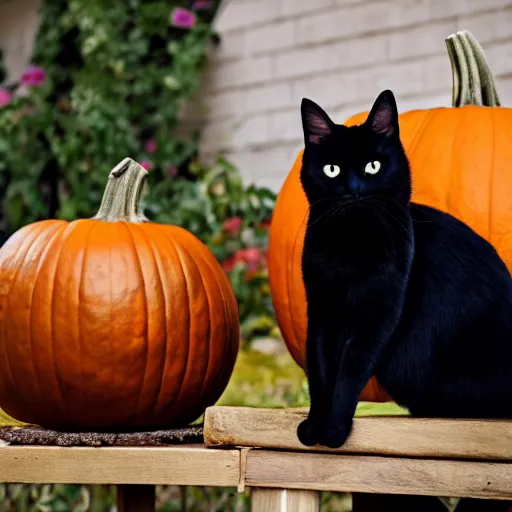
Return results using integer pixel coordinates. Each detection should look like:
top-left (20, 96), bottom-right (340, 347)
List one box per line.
top-left (366, 90), bottom-right (399, 138)
top-left (301, 98), bottom-right (333, 145)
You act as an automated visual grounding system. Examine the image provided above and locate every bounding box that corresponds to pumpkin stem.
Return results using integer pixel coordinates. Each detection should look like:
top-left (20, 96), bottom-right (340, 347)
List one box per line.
top-left (93, 158), bottom-right (149, 223)
top-left (446, 30), bottom-right (500, 107)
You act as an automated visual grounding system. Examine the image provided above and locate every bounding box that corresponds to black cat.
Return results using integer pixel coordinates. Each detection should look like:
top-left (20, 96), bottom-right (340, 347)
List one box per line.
top-left (298, 90), bottom-right (512, 449)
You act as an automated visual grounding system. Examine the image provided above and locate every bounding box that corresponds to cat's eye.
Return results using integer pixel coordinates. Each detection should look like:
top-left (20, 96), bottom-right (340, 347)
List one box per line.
top-left (323, 164), bottom-right (341, 178)
top-left (364, 161), bottom-right (381, 175)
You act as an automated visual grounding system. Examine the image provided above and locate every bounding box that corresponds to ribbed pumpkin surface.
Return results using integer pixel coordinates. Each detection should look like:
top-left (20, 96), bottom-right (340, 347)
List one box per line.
top-left (0, 159), bottom-right (240, 431)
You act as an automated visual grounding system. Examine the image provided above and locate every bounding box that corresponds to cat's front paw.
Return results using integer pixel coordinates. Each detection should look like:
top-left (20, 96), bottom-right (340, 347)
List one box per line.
top-left (320, 418), bottom-right (353, 449)
top-left (297, 418), bottom-right (320, 446)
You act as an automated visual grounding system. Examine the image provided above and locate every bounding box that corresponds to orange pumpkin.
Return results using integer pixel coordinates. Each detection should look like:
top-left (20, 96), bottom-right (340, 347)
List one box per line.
top-left (269, 30), bottom-right (508, 402)
top-left (0, 158), bottom-right (239, 430)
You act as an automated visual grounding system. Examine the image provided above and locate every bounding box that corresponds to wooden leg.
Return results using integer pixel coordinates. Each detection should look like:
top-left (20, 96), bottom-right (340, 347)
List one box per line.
top-left (117, 484), bottom-right (156, 512)
top-left (251, 488), bottom-right (320, 512)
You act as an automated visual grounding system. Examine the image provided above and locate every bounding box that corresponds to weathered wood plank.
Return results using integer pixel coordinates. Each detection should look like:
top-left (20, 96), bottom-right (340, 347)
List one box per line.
top-left (0, 444), bottom-right (240, 486)
top-left (205, 406), bottom-right (512, 460)
top-left (251, 488), bottom-right (320, 512)
top-left (245, 450), bottom-right (512, 500)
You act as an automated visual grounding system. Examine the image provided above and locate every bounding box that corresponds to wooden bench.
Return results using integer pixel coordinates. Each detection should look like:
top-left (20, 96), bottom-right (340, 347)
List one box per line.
top-left (1, 406), bottom-right (512, 511)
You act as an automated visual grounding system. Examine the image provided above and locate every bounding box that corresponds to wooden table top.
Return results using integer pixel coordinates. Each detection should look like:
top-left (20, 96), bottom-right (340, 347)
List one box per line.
top-left (1, 407), bottom-right (512, 500)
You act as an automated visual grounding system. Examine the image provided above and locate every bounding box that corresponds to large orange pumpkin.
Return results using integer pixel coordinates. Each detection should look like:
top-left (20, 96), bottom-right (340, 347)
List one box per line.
top-left (269, 30), bottom-right (510, 402)
top-left (0, 158), bottom-right (239, 430)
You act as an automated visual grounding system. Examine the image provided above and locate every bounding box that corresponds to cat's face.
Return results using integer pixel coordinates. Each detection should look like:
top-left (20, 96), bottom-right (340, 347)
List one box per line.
top-left (300, 90), bottom-right (411, 206)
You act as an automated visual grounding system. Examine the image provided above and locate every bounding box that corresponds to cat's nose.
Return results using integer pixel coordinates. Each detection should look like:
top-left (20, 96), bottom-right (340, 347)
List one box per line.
top-left (347, 172), bottom-right (361, 194)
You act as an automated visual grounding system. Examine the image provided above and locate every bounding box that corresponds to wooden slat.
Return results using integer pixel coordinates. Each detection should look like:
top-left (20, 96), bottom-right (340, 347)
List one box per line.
top-left (251, 488), bottom-right (320, 512)
top-left (205, 406), bottom-right (512, 460)
top-left (0, 444), bottom-right (240, 486)
top-left (246, 450), bottom-right (512, 500)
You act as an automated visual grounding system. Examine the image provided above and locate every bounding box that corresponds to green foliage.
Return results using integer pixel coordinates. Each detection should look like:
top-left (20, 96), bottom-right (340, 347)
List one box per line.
top-left (218, 348), bottom-right (309, 408)
top-left (0, 484), bottom-right (114, 512)
top-left (0, 0), bottom-right (219, 231)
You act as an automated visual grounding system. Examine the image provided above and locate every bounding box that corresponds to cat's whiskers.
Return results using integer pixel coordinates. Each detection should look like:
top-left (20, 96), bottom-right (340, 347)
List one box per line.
top-left (359, 197), bottom-right (413, 245)
top-left (307, 201), bottom-right (347, 228)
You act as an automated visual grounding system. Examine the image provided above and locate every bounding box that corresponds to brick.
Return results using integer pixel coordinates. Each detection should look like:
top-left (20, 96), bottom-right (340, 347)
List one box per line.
top-left (333, 0), bottom-right (375, 5)
top-left (275, 46), bottom-right (332, 79)
top-left (247, 145), bottom-right (302, 178)
top-left (357, 58), bottom-right (437, 99)
top-left (331, 101), bottom-right (374, 123)
top-left (456, 0), bottom-right (512, 16)
top-left (395, 92), bottom-right (452, 113)
top-left (219, 150), bottom-right (258, 182)
top-left (253, 176), bottom-right (287, 193)
top-left (428, 0), bottom-right (512, 20)
top-left (231, 113), bottom-right (270, 149)
top-left (291, 71), bottom-right (359, 111)
top-left (0, 0), bottom-right (40, 81)
top-left (206, 55), bottom-right (273, 91)
top-left (280, 0), bottom-right (334, 16)
top-left (457, 7), bottom-right (512, 43)
top-left (482, 40), bottom-right (512, 77)
top-left (214, 0), bottom-right (279, 33)
top-left (387, 20), bottom-right (457, 61)
top-left (245, 20), bottom-right (295, 55)
top-left (494, 75), bottom-right (512, 105)
top-left (294, 9), bottom-right (353, 45)
top-left (214, 30), bottom-right (246, 62)
top-left (332, 92), bottom-right (452, 124)
top-left (243, 82), bottom-right (295, 114)
top-left (200, 118), bottom-right (236, 154)
top-left (204, 89), bottom-right (242, 120)
top-left (268, 109), bottom-right (303, 144)
top-left (290, 58), bottom-right (432, 111)
top-left (206, 82), bottom-right (294, 120)
top-left (294, 0), bottom-right (433, 46)
top-left (352, 0), bottom-right (431, 35)
top-left (220, 145), bottom-right (298, 185)
top-left (421, 55), bottom-right (454, 96)
top-left (275, 34), bottom-right (387, 79)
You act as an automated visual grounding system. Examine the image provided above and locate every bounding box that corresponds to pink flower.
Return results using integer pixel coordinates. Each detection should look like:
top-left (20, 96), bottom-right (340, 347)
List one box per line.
top-left (21, 66), bottom-right (46, 87)
top-left (222, 247), bottom-right (267, 274)
top-left (0, 88), bottom-right (12, 106)
top-left (144, 139), bottom-right (157, 154)
top-left (239, 248), bottom-right (265, 270)
top-left (139, 160), bottom-right (153, 171)
top-left (170, 7), bottom-right (196, 28)
top-left (168, 165), bottom-right (178, 178)
top-left (192, 0), bottom-right (213, 9)
top-left (223, 217), bottom-right (243, 236)
top-left (222, 254), bottom-right (237, 272)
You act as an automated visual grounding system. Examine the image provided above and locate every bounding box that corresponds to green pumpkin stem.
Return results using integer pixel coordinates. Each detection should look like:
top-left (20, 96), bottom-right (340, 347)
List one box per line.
top-left (446, 30), bottom-right (500, 107)
top-left (93, 157), bottom-right (149, 222)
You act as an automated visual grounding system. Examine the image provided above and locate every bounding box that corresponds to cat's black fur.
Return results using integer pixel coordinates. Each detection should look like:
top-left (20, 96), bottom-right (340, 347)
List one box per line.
top-left (298, 90), bottom-right (512, 449)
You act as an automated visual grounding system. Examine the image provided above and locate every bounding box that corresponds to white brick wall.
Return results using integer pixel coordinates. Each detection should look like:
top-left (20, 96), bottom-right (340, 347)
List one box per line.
top-left (0, 0), bottom-right (41, 82)
top-left (201, 0), bottom-right (512, 191)
top-left (3, 0), bottom-right (512, 193)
